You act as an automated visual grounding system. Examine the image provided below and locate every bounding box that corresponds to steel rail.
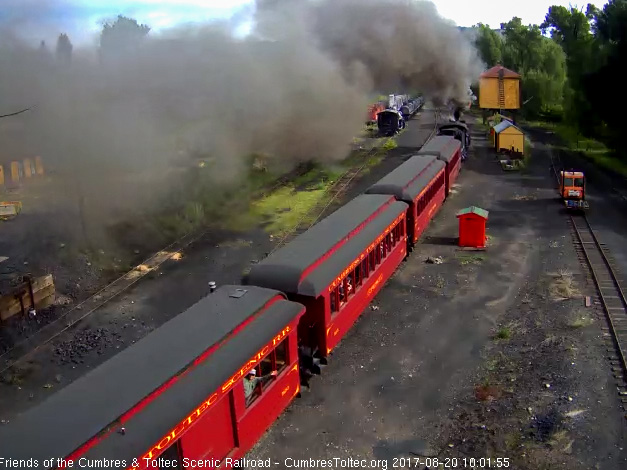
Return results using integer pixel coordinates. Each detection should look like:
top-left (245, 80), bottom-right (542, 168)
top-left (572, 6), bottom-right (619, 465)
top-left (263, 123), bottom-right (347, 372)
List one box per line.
top-left (570, 214), bottom-right (627, 381)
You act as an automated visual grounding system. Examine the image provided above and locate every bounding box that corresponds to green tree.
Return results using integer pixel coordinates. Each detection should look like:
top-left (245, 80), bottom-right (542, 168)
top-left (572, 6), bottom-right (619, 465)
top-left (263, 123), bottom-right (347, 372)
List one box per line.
top-left (521, 39), bottom-right (567, 117)
top-left (99, 15), bottom-right (150, 62)
top-left (500, 17), bottom-right (546, 74)
top-left (541, 5), bottom-right (601, 129)
top-left (55, 33), bottom-right (73, 66)
top-left (473, 23), bottom-right (503, 66)
top-left (585, 0), bottom-right (627, 150)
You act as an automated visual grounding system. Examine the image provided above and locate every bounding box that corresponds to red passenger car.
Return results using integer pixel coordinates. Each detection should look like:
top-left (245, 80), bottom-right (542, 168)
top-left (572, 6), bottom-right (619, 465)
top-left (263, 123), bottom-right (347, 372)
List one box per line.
top-left (417, 135), bottom-right (462, 196)
top-left (0, 286), bottom-right (304, 468)
top-left (245, 194), bottom-right (407, 360)
top-left (365, 155), bottom-right (446, 245)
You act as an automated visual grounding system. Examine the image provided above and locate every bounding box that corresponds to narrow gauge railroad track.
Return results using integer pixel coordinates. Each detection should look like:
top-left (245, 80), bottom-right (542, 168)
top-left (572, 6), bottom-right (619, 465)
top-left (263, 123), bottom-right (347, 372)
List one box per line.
top-left (570, 214), bottom-right (627, 416)
top-left (552, 148), bottom-right (627, 414)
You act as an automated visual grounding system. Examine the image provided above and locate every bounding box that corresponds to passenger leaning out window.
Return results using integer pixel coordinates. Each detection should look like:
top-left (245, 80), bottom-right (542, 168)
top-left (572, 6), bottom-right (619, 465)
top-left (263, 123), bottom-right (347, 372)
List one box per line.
top-left (244, 368), bottom-right (277, 405)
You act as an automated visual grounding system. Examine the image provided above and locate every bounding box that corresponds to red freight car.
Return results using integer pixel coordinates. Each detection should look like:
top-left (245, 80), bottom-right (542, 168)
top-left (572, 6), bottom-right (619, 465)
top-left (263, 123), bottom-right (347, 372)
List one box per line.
top-left (245, 194), bottom-right (407, 360)
top-left (417, 135), bottom-right (462, 196)
top-left (0, 286), bottom-right (304, 468)
top-left (365, 155), bottom-right (446, 245)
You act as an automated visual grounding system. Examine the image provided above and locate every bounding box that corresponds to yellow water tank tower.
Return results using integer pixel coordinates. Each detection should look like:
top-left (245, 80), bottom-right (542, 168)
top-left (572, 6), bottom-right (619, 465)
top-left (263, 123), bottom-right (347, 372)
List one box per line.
top-left (479, 65), bottom-right (521, 110)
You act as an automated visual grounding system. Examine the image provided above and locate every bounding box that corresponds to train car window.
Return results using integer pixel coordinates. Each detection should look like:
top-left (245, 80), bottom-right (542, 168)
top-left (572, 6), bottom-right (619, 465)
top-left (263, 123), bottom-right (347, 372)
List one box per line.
top-left (362, 258), bottom-right (369, 280)
top-left (355, 265), bottom-right (361, 286)
top-left (260, 354), bottom-right (273, 376)
top-left (246, 340), bottom-right (289, 407)
top-left (160, 441), bottom-right (182, 469)
top-left (330, 287), bottom-right (338, 313)
top-left (274, 340), bottom-right (288, 372)
top-left (246, 363), bottom-right (264, 406)
top-left (369, 251), bottom-right (376, 270)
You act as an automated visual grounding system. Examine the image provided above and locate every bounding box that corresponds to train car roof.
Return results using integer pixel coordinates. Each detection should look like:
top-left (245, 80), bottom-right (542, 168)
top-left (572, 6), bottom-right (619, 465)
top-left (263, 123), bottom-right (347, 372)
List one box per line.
top-left (417, 135), bottom-right (461, 163)
top-left (0, 285), bottom-right (304, 464)
top-left (438, 122), bottom-right (468, 133)
top-left (365, 155), bottom-right (445, 203)
top-left (246, 194), bottom-right (407, 297)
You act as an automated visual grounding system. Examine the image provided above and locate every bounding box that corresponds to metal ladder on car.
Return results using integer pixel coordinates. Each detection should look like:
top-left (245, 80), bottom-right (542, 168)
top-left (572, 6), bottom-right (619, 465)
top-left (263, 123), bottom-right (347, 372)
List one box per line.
top-left (498, 68), bottom-right (505, 110)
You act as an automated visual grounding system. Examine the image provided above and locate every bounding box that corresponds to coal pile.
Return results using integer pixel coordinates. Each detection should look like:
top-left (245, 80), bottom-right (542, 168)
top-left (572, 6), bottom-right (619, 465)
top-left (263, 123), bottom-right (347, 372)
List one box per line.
top-left (53, 327), bottom-right (122, 365)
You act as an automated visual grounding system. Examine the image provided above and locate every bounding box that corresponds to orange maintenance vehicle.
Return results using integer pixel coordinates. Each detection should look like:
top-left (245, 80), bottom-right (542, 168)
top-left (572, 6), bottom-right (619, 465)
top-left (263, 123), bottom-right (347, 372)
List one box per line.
top-left (559, 170), bottom-right (588, 210)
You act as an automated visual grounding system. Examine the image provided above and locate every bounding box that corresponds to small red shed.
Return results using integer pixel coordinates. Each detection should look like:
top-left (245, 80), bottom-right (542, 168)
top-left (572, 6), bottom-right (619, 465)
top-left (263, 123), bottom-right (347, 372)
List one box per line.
top-left (457, 206), bottom-right (489, 248)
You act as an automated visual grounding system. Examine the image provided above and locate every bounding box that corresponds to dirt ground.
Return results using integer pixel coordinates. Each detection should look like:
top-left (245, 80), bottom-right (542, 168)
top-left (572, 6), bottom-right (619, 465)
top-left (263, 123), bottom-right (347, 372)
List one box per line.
top-left (0, 109), bottom-right (440, 419)
top-left (245, 115), bottom-right (627, 469)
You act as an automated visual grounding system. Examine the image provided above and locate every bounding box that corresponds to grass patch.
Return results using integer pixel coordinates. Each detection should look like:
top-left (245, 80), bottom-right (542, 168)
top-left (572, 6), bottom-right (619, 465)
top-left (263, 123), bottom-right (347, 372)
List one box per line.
top-left (568, 313), bottom-right (594, 329)
top-left (366, 153), bottom-right (385, 168)
top-left (496, 327), bottom-right (511, 340)
top-left (485, 357), bottom-right (499, 371)
top-left (251, 185), bottom-right (331, 237)
top-left (457, 253), bottom-right (485, 265)
top-left (382, 137), bottom-right (398, 151)
top-left (548, 270), bottom-right (579, 300)
top-left (525, 120), bottom-right (627, 178)
top-left (581, 150), bottom-right (627, 178)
